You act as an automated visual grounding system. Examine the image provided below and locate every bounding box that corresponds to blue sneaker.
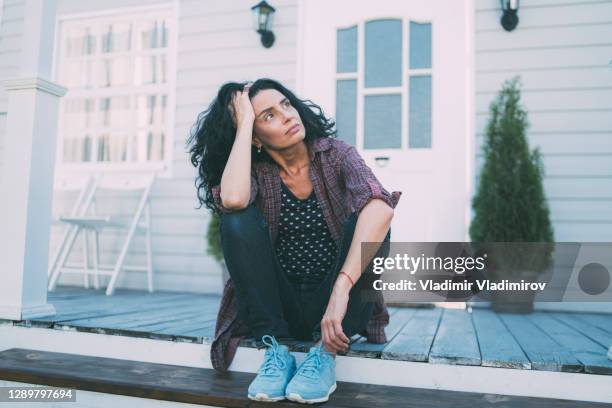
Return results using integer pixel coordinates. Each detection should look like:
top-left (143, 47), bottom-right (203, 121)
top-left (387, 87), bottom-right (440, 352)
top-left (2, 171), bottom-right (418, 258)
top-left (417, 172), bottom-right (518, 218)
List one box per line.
top-left (285, 342), bottom-right (337, 404)
top-left (247, 334), bottom-right (296, 402)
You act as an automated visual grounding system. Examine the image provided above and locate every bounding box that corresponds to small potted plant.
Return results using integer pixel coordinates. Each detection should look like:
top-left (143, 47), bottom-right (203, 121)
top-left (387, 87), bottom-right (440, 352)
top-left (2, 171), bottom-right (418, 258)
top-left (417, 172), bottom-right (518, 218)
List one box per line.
top-left (207, 211), bottom-right (229, 287)
top-left (470, 76), bottom-right (554, 313)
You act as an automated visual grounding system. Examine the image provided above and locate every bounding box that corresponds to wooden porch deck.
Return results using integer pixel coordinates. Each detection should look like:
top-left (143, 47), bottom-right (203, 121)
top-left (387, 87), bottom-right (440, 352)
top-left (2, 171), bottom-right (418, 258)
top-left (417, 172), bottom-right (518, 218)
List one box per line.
top-left (5, 286), bottom-right (612, 376)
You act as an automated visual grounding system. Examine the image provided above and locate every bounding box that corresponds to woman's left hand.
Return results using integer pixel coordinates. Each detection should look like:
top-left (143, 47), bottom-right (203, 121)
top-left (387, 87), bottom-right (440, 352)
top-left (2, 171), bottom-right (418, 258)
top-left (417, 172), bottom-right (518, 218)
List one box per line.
top-left (321, 288), bottom-right (351, 353)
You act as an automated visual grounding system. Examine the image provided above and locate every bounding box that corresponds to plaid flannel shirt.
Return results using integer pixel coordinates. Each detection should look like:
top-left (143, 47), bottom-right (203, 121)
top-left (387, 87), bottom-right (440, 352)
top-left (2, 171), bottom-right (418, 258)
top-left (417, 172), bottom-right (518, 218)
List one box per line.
top-left (209, 136), bottom-right (402, 371)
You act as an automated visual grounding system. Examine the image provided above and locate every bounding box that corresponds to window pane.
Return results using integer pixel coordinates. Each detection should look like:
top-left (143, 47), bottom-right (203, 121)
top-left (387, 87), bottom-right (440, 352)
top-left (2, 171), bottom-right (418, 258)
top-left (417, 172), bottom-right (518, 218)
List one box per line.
top-left (63, 59), bottom-right (95, 88)
top-left (100, 96), bottom-right (131, 128)
top-left (336, 25), bottom-right (357, 73)
top-left (147, 131), bottom-right (165, 161)
top-left (364, 94), bottom-right (401, 149)
top-left (136, 94), bottom-right (167, 128)
top-left (62, 137), bottom-right (77, 163)
top-left (409, 75), bottom-right (432, 148)
top-left (97, 133), bottom-right (130, 162)
top-left (101, 22), bottom-right (132, 53)
top-left (97, 96), bottom-right (131, 162)
top-left (62, 99), bottom-right (95, 163)
top-left (65, 26), bottom-right (96, 57)
top-left (63, 134), bottom-right (92, 163)
top-left (140, 19), bottom-right (168, 50)
top-left (128, 135), bottom-right (138, 162)
top-left (58, 12), bottom-right (171, 166)
top-left (142, 21), bottom-right (158, 49)
top-left (135, 54), bottom-right (164, 85)
top-left (365, 19), bottom-right (402, 87)
top-left (160, 54), bottom-right (167, 83)
top-left (96, 56), bottom-right (131, 87)
top-left (64, 98), bottom-right (95, 130)
top-left (137, 94), bottom-right (155, 127)
top-left (409, 21), bottom-right (432, 69)
top-left (161, 20), bottom-right (168, 47)
top-left (335, 80), bottom-right (357, 146)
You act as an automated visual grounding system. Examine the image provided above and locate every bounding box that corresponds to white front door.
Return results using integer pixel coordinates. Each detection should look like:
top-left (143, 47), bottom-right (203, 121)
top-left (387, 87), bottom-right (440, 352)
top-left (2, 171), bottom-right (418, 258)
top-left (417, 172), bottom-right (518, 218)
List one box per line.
top-left (299, 0), bottom-right (473, 242)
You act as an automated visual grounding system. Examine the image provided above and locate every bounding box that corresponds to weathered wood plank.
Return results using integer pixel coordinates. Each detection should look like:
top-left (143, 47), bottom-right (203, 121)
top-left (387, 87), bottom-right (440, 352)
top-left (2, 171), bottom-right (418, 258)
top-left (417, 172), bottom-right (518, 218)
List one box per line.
top-left (528, 312), bottom-right (612, 375)
top-left (125, 307), bottom-right (215, 331)
top-left (339, 308), bottom-right (402, 350)
top-left (46, 288), bottom-right (92, 299)
top-left (147, 317), bottom-right (218, 336)
top-left (53, 298), bottom-right (212, 329)
top-left (381, 308), bottom-right (442, 362)
top-left (551, 312), bottom-right (612, 350)
top-left (1, 348), bottom-right (604, 408)
top-left (178, 323), bottom-right (219, 341)
top-left (472, 309), bottom-right (531, 369)
top-left (429, 309), bottom-right (481, 366)
top-left (46, 287), bottom-right (222, 341)
top-left (346, 308), bottom-right (415, 358)
top-left (15, 287), bottom-right (611, 377)
top-left (47, 286), bottom-right (196, 302)
top-left (14, 295), bottom-right (193, 329)
top-left (578, 313), bottom-right (612, 335)
top-left (130, 312), bottom-right (218, 333)
top-left (498, 313), bottom-right (583, 372)
top-left (43, 292), bottom-right (196, 323)
top-left (107, 307), bottom-right (213, 331)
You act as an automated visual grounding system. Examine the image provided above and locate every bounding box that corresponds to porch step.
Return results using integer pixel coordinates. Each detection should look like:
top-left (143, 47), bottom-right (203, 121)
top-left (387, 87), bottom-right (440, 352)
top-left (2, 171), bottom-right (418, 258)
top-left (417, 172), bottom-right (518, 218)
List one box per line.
top-left (0, 348), bottom-right (607, 407)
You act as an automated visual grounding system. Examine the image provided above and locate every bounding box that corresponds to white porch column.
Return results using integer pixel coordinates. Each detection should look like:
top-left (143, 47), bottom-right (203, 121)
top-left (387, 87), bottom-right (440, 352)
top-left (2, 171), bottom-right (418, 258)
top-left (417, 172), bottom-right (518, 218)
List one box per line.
top-left (0, 0), bottom-right (65, 320)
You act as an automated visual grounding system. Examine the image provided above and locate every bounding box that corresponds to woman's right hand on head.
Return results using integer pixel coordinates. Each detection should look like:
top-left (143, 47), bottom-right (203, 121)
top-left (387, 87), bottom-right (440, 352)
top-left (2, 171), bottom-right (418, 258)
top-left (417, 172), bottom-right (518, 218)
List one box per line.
top-left (230, 82), bottom-right (255, 127)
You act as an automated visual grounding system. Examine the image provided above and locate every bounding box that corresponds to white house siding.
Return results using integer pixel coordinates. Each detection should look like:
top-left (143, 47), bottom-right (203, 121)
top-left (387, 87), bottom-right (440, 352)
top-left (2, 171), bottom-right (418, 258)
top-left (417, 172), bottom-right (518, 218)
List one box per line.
top-left (49, 0), bottom-right (299, 294)
top-left (0, 112), bottom-right (5, 179)
top-left (474, 0), bottom-right (612, 312)
top-left (474, 0), bottom-right (612, 240)
top-left (0, 0), bottom-right (23, 109)
top-left (0, 0), bottom-right (25, 181)
top-left (3, 0), bottom-right (609, 306)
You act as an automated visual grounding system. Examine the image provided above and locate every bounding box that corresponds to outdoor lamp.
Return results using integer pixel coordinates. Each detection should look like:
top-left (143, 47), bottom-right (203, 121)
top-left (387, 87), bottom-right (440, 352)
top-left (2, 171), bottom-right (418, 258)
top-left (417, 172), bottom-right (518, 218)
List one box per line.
top-left (500, 0), bottom-right (520, 31)
top-left (251, 0), bottom-right (276, 48)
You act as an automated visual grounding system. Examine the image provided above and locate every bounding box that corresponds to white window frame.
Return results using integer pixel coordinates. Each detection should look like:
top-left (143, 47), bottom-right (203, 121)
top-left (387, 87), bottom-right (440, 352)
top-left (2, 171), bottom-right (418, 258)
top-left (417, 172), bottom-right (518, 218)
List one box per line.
top-left (335, 17), bottom-right (433, 151)
top-left (52, 2), bottom-right (178, 178)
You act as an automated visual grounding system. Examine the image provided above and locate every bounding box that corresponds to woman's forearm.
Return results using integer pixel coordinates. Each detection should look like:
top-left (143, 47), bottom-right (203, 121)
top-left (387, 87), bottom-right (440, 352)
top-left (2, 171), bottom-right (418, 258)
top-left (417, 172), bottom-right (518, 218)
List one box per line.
top-left (219, 121), bottom-right (254, 209)
top-left (333, 199), bottom-right (394, 293)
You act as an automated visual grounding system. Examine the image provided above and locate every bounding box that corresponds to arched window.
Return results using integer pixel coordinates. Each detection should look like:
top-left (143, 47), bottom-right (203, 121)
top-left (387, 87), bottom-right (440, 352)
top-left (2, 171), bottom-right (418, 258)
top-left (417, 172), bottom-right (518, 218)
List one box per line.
top-left (335, 19), bottom-right (432, 149)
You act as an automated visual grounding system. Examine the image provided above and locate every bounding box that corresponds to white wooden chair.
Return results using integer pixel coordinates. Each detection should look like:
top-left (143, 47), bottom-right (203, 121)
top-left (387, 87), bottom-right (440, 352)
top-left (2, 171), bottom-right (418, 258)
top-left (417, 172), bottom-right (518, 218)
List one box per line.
top-left (47, 174), bottom-right (156, 296)
top-left (48, 175), bottom-right (98, 290)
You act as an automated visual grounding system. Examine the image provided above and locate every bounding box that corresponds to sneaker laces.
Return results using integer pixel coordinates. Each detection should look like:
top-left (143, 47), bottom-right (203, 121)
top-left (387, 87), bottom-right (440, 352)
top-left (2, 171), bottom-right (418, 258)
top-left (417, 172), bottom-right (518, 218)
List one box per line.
top-left (296, 343), bottom-right (325, 379)
top-left (258, 334), bottom-right (286, 376)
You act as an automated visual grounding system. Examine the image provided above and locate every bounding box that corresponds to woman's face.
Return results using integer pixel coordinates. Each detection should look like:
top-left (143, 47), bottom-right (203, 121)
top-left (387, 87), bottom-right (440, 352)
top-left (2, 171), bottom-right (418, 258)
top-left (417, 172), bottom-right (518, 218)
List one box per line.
top-left (250, 88), bottom-right (305, 151)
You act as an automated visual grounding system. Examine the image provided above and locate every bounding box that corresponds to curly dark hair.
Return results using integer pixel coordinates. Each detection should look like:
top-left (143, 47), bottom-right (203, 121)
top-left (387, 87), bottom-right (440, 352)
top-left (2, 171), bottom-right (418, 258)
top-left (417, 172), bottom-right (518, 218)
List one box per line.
top-left (187, 78), bottom-right (337, 212)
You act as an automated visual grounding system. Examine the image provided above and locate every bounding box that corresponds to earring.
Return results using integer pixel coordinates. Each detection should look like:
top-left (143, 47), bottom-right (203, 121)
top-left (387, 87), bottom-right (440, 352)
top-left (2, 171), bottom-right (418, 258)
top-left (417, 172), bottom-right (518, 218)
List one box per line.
top-left (257, 145), bottom-right (262, 153)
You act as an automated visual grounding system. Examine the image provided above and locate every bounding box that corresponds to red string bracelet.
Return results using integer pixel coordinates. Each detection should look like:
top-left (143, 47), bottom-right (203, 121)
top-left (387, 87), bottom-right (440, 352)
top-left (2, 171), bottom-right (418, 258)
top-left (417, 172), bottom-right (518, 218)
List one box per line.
top-left (339, 271), bottom-right (355, 287)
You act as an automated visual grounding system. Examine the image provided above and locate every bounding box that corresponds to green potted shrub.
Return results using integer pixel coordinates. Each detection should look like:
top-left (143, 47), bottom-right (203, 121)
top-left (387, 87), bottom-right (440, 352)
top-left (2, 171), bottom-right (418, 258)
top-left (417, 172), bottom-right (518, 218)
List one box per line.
top-left (207, 211), bottom-right (229, 286)
top-left (470, 76), bottom-right (554, 313)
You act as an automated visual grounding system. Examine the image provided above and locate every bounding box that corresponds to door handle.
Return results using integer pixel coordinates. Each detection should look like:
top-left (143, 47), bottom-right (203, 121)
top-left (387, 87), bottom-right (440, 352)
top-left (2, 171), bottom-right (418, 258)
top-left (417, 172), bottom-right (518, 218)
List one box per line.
top-left (374, 156), bottom-right (390, 168)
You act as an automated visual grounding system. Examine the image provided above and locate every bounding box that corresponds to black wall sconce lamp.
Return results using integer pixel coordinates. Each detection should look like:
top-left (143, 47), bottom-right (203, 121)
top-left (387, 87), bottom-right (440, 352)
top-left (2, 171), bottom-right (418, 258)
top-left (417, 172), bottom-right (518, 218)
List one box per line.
top-left (500, 0), bottom-right (520, 32)
top-left (251, 1), bottom-right (276, 48)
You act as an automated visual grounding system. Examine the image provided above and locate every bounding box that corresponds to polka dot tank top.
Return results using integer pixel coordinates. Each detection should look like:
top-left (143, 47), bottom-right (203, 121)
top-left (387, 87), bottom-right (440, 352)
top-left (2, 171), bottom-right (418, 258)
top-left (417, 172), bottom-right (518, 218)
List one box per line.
top-left (275, 179), bottom-right (338, 285)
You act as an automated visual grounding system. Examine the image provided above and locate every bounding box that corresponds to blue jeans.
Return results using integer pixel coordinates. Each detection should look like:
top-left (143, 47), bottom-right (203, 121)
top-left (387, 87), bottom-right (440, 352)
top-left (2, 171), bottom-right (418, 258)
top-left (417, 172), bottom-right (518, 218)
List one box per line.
top-left (219, 204), bottom-right (390, 342)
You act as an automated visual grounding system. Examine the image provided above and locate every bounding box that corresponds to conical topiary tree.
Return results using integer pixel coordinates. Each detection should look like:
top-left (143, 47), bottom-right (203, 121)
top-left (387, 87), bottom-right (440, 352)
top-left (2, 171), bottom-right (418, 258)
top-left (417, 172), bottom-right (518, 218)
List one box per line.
top-left (470, 76), bottom-right (554, 277)
top-left (207, 210), bottom-right (231, 285)
top-left (206, 211), bottom-right (223, 262)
